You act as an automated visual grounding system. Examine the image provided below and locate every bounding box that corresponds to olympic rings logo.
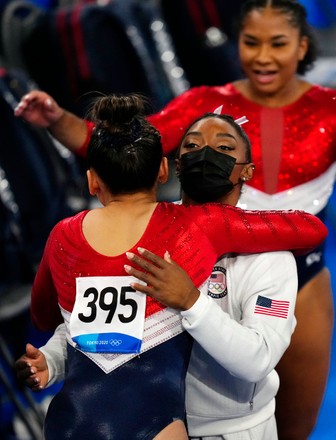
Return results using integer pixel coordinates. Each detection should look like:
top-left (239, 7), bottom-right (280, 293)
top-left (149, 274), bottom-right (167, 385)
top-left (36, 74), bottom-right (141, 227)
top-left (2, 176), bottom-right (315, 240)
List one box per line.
top-left (208, 282), bottom-right (226, 292)
top-left (109, 339), bottom-right (122, 346)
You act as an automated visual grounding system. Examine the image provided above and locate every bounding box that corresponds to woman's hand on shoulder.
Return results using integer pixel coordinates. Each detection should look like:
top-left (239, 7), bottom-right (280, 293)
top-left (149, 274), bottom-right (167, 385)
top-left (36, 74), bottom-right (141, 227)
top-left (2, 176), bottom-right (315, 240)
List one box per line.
top-left (125, 248), bottom-right (200, 311)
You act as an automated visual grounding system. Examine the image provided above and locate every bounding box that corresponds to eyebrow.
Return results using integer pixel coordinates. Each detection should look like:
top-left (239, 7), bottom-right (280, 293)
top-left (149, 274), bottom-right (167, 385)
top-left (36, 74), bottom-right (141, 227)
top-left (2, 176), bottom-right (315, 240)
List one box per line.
top-left (242, 33), bottom-right (289, 40)
top-left (186, 131), bottom-right (237, 141)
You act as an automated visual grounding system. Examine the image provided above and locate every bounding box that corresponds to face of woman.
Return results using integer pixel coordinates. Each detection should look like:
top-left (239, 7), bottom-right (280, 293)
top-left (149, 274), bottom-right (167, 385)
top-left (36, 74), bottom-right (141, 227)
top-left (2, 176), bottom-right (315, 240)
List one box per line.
top-left (180, 118), bottom-right (245, 158)
top-left (177, 117), bottom-right (253, 205)
top-left (238, 7), bottom-right (308, 98)
top-left (179, 117), bottom-right (249, 182)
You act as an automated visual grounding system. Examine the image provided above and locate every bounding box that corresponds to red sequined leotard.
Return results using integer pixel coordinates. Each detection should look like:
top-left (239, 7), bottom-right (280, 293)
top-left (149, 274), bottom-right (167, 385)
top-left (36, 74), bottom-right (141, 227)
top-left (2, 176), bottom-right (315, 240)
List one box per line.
top-left (146, 83), bottom-right (336, 288)
top-left (32, 202), bottom-right (325, 440)
top-left (148, 83), bottom-right (336, 214)
top-left (82, 84), bottom-right (336, 213)
top-left (80, 84), bottom-right (335, 290)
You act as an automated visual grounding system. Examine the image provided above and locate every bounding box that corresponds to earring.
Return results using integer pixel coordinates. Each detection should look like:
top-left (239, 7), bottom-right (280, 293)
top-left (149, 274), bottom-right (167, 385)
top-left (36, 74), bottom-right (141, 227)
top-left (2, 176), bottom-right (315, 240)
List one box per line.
top-left (241, 176), bottom-right (248, 181)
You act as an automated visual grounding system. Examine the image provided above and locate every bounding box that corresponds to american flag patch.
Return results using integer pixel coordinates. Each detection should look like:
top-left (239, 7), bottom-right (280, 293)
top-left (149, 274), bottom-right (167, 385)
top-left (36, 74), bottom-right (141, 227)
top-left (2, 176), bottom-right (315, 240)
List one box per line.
top-left (254, 295), bottom-right (290, 319)
top-left (211, 273), bottom-right (224, 283)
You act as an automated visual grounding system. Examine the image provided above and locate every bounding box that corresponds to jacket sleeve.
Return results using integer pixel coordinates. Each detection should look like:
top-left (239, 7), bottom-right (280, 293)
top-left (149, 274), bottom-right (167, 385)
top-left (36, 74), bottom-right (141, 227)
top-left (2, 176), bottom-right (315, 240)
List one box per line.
top-left (181, 251), bottom-right (297, 382)
top-left (40, 323), bottom-right (67, 387)
top-left (191, 203), bottom-right (328, 256)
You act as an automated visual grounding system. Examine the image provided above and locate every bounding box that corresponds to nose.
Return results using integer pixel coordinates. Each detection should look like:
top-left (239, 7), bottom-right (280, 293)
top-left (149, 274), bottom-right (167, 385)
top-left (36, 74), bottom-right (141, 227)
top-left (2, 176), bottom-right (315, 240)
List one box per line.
top-left (254, 44), bottom-right (272, 64)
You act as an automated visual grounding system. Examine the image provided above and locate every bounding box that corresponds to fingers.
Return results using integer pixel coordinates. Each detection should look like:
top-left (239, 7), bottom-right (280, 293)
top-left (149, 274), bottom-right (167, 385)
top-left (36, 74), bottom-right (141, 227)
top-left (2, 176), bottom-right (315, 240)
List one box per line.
top-left (125, 250), bottom-right (161, 275)
top-left (164, 250), bottom-right (173, 264)
top-left (14, 92), bottom-right (51, 115)
top-left (15, 358), bottom-right (31, 373)
top-left (124, 248), bottom-right (174, 297)
top-left (14, 100), bottom-right (27, 115)
top-left (128, 280), bottom-right (151, 295)
top-left (25, 343), bottom-right (43, 360)
top-left (137, 247), bottom-right (167, 268)
top-left (25, 374), bottom-right (44, 392)
top-left (15, 342), bottom-right (48, 391)
top-left (14, 94), bottom-right (37, 115)
top-left (15, 361), bottom-right (44, 391)
top-left (126, 247), bottom-right (170, 271)
top-left (15, 344), bottom-right (42, 372)
top-left (124, 264), bottom-right (152, 291)
top-left (124, 263), bottom-right (145, 280)
top-left (125, 250), bottom-right (166, 291)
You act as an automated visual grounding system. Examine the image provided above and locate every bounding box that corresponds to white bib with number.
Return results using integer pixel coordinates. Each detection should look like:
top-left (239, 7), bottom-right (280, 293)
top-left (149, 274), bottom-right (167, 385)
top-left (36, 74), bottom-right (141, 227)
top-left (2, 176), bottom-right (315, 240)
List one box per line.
top-left (70, 276), bottom-right (146, 354)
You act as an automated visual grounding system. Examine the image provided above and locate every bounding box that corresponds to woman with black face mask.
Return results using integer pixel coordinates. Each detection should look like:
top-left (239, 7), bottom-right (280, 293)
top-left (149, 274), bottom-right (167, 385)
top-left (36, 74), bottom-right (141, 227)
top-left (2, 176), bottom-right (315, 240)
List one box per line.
top-left (125, 113), bottom-right (299, 439)
top-left (176, 112), bottom-right (254, 205)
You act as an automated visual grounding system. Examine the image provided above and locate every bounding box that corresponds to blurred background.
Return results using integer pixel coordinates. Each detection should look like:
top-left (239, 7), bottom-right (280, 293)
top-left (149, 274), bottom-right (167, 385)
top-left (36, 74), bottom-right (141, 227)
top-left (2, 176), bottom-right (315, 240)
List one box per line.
top-left (0, 1), bottom-right (335, 439)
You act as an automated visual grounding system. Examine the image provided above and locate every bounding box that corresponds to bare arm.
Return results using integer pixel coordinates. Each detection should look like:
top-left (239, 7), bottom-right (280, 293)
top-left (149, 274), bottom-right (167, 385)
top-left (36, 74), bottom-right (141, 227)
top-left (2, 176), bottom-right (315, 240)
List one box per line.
top-left (14, 90), bottom-right (89, 154)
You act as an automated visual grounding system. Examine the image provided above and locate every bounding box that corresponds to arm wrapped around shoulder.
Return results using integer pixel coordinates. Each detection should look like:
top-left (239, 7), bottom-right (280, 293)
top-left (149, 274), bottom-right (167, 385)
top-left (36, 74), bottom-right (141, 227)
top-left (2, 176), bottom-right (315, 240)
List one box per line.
top-left (192, 203), bottom-right (328, 256)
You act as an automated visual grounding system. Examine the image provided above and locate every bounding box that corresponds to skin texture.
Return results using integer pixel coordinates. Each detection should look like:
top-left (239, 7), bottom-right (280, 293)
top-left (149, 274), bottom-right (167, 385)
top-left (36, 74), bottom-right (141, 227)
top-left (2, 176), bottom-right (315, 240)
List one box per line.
top-left (236, 6), bottom-right (309, 107)
top-left (14, 92), bottom-right (87, 152)
top-left (235, 7), bottom-right (334, 440)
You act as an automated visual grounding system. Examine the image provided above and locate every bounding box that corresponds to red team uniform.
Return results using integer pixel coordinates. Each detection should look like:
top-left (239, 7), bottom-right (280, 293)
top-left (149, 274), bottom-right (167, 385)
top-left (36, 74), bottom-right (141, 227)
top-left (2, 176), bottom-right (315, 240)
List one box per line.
top-left (32, 202), bottom-right (326, 439)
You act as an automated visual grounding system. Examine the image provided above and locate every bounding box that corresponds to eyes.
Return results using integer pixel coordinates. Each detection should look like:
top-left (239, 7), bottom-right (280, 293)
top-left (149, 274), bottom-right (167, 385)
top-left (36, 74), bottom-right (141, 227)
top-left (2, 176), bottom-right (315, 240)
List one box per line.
top-left (242, 39), bottom-right (288, 49)
top-left (183, 142), bottom-right (234, 152)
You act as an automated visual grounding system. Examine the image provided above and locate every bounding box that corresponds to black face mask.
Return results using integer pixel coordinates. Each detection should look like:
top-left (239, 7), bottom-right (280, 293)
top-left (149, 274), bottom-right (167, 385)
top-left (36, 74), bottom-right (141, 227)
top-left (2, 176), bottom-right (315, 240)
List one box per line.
top-left (179, 146), bottom-right (247, 203)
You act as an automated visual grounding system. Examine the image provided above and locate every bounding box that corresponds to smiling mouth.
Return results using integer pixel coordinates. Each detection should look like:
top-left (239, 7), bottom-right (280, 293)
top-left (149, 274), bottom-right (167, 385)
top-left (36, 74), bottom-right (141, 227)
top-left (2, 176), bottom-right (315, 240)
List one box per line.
top-left (253, 70), bottom-right (277, 84)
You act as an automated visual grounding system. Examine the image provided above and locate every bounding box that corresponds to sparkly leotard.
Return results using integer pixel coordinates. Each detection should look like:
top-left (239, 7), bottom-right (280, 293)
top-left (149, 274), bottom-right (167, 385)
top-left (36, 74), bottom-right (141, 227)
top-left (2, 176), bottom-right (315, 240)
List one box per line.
top-left (32, 203), bottom-right (326, 439)
top-left (82, 84), bottom-right (336, 213)
top-left (146, 83), bottom-right (336, 287)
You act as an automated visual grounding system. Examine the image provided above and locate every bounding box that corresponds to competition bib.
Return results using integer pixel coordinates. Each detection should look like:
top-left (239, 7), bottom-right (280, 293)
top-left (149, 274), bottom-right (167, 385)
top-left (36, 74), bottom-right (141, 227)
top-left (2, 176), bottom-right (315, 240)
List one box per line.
top-left (70, 276), bottom-right (146, 354)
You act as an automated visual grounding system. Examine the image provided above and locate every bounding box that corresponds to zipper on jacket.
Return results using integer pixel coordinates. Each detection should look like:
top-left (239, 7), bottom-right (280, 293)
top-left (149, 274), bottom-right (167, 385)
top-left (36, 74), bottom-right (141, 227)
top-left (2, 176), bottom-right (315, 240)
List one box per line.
top-left (249, 383), bottom-right (257, 410)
